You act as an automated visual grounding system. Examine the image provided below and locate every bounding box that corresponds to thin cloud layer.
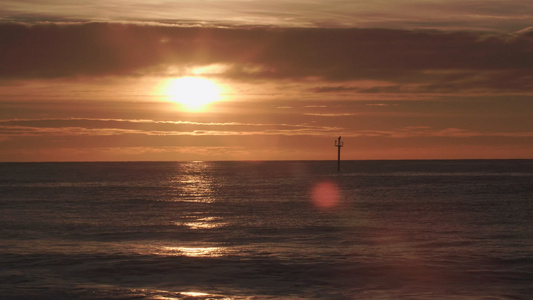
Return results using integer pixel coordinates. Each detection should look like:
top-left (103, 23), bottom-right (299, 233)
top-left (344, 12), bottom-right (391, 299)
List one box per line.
top-left (1, 23), bottom-right (532, 94)
top-left (1, 117), bottom-right (531, 139)
top-left (2, 0), bottom-right (532, 30)
top-left (0, 118), bottom-right (342, 137)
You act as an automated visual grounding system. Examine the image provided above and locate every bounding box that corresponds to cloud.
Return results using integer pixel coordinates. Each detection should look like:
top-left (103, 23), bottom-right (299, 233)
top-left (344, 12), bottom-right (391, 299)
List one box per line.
top-left (0, 117), bottom-right (342, 137)
top-left (2, 0), bottom-right (532, 31)
top-left (1, 23), bottom-right (532, 94)
top-left (344, 127), bottom-right (533, 139)
top-left (311, 86), bottom-right (360, 93)
top-left (2, 118), bottom-right (531, 141)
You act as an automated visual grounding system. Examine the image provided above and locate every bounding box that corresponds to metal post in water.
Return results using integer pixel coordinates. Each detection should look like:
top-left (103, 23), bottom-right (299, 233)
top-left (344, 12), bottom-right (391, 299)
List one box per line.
top-left (334, 136), bottom-right (344, 172)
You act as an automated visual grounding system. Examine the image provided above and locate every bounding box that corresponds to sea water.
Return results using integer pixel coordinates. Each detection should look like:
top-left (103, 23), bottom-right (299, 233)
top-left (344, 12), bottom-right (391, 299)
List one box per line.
top-left (0, 160), bottom-right (532, 299)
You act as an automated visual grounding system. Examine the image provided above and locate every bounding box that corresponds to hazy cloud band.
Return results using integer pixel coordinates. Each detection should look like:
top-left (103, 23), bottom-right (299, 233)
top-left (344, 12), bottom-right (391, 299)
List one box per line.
top-left (1, 23), bottom-right (532, 93)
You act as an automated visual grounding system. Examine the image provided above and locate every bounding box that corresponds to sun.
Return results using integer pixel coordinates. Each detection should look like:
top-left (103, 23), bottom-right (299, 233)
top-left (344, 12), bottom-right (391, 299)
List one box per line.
top-left (164, 77), bottom-right (221, 112)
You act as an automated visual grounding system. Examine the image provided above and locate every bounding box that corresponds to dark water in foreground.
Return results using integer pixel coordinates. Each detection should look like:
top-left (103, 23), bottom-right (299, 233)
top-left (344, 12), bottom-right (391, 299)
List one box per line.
top-left (0, 160), bottom-right (532, 299)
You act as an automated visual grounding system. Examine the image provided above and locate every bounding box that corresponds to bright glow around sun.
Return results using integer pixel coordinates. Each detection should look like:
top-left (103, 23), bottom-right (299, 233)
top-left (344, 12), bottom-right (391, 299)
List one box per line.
top-left (164, 77), bottom-right (221, 111)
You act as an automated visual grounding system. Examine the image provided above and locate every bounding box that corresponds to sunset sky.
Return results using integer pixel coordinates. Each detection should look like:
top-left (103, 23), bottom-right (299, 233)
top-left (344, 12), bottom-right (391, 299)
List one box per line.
top-left (1, 1), bottom-right (532, 161)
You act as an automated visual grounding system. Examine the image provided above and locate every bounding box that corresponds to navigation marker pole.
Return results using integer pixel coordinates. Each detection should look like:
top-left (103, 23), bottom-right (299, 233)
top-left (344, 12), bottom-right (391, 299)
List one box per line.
top-left (335, 136), bottom-right (344, 172)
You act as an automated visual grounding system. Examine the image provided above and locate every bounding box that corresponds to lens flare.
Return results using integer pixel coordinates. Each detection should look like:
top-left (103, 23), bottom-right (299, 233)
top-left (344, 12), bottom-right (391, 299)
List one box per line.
top-left (311, 181), bottom-right (341, 209)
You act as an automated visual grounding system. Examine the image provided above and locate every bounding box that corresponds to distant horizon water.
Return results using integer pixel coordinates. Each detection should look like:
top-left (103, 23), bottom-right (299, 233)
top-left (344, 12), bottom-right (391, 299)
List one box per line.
top-left (2, 158), bottom-right (532, 163)
top-left (1, 160), bottom-right (532, 299)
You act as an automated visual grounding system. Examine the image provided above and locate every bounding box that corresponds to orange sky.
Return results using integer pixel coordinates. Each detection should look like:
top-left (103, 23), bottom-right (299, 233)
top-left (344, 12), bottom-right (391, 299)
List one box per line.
top-left (0, 1), bottom-right (532, 161)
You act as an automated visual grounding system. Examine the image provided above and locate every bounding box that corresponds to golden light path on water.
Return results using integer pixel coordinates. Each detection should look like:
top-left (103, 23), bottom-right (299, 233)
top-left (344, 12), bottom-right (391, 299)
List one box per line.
top-left (171, 162), bottom-right (216, 203)
top-left (139, 162), bottom-right (347, 299)
top-left (149, 291), bottom-right (231, 300)
top-left (177, 216), bottom-right (226, 230)
top-left (159, 246), bottom-right (230, 258)
top-left (146, 289), bottom-right (231, 300)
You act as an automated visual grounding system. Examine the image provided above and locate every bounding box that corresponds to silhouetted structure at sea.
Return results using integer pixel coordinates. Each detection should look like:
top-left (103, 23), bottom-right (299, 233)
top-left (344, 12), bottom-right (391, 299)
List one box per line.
top-left (1, 160), bottom-right (532, 299)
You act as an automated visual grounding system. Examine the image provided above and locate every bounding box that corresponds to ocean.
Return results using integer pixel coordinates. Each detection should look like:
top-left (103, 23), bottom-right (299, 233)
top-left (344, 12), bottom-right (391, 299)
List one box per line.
top-left (1, 160), bottom-right (532, 299)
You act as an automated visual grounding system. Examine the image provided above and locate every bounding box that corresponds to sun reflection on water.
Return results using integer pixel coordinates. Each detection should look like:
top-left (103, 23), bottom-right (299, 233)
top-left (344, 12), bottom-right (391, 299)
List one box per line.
top-left (148, 290), bottom-right (232, 300)
top-left (177, 216), bottom-right (226, 230)
top-left (151, 296), bottom-right (179, 300)
top-left (172, 175), bottom-right (215, 203)
top-left (161, 246), bottom-right (229, 257)
top-left (180, 291), bottom-right (210, 297)
top-left (171, 162), bottom-right (218, 203)
top-left (160, 162), bottom-right (231, 259)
